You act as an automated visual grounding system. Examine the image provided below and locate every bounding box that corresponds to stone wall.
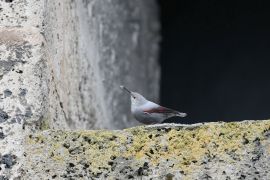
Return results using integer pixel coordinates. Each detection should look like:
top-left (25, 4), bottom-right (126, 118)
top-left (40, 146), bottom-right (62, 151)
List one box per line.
top-left (0, 26), bottom-right (48, 179)
top-left (44, 0), bottom-right (160, 130)
top-left (0, 0), bottom-right (160, 179)
top-left (1, 0), bottom-right (269, 179)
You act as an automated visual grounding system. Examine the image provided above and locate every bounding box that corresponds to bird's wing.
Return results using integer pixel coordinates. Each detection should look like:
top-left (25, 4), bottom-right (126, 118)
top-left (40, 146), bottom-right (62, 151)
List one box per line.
top-left (142, 102), bottom-right (187, 117)
top-left (143, 106), bottom-right (176, 114)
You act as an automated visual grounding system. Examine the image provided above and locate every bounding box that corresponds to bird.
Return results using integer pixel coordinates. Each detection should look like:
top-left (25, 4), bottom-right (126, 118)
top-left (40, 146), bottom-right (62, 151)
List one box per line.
top-left (120, 85), bottom-right (187, 124)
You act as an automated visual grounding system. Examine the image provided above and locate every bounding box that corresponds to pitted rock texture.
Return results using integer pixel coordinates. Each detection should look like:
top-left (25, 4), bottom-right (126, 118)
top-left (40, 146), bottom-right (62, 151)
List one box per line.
top-left (0, 27), bottom-right (48, 179)
top-left (0, 0), bottom-right (49, 179)
top-left (0, 0), bottom-right (160, 178)
top-left (23, 120), bottom-right (270, 179)
top-left (44, 0), bottom-right (160, 130)
top-left (0, 0), bottom-right (44, 27)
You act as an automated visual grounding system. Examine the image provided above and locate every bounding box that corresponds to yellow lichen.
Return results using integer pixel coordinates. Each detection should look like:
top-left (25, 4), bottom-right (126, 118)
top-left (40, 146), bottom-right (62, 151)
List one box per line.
top-left (40, 118), bottom-right (50, 130)
top-left (24, 120), bottom-right (270, 177)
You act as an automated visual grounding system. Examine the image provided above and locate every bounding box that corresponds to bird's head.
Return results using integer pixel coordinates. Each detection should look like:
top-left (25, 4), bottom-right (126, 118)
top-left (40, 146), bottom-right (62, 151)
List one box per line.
top-left (120, 86), bottom-right (147, 106)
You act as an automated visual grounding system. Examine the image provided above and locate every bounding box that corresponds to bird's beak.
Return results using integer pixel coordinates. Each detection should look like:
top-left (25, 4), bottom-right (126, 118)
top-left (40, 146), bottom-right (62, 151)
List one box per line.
top-left (120, 85), bottom-right (136, 98)
top-left (120, 85), bottom-right (131, 94)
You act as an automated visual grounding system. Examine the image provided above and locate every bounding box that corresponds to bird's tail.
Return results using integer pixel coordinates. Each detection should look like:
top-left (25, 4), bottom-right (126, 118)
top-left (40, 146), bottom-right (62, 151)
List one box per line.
top-left (176, 112), bottom-right (187, 117)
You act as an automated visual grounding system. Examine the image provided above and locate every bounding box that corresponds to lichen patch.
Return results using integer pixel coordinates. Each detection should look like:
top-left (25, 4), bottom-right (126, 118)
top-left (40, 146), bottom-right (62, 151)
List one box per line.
top-left (23, 120), bottom-right (270, 179)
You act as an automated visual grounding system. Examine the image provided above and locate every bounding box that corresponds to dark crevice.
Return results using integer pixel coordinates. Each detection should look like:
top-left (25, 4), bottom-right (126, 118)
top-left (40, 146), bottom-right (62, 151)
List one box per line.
top-left (158, 0), bottom-right (270, 123)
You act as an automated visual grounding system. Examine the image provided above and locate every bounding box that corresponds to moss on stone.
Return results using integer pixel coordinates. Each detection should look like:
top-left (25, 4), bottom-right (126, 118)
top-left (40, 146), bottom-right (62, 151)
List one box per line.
top-left (23, 120), bottom-right (270, 179)
top-left (40, 118), bottom-right (51, 130)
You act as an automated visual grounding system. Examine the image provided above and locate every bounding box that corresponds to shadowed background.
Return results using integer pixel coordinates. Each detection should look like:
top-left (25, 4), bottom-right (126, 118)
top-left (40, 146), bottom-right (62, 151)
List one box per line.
top-left (158, 0), bottom-right (270, 123)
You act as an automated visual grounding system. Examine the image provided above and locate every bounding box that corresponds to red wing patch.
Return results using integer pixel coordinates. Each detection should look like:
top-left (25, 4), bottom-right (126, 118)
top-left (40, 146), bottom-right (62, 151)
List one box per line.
top-left (143, 106), bottom-right (175, 114)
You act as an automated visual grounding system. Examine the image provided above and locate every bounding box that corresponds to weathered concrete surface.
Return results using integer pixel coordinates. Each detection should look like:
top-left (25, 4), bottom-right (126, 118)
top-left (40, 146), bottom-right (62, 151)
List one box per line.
top-left (22, 120), bottom-right (270, 179)
top-left (0, 27), bottom-right (48, 179)
top-left (0, 0), bottom-right (48, 178)
top-left (44, 0), bottom-right (160, 130)
top-left (0, 0), bottom-right (44, 28)
top-left (0, 0), bottom-right (159, 178)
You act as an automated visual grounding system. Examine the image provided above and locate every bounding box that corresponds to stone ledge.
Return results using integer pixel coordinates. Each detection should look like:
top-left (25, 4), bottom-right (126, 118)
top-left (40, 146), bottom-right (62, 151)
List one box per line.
top-left (22, 120), bottom-right (270, 179)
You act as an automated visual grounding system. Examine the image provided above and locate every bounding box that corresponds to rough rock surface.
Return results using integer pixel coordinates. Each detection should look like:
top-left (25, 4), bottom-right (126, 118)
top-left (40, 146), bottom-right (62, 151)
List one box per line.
top-left (0, 27), bottom-right (48, 179)
top-left (0, 0), bottom-right (49, 178)
top-left (23, 120), bottom-right (270, 179)
top-left (0, 0), bottom-right (159, 178)
top-left (44, 0), bottom-right (160, 130)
